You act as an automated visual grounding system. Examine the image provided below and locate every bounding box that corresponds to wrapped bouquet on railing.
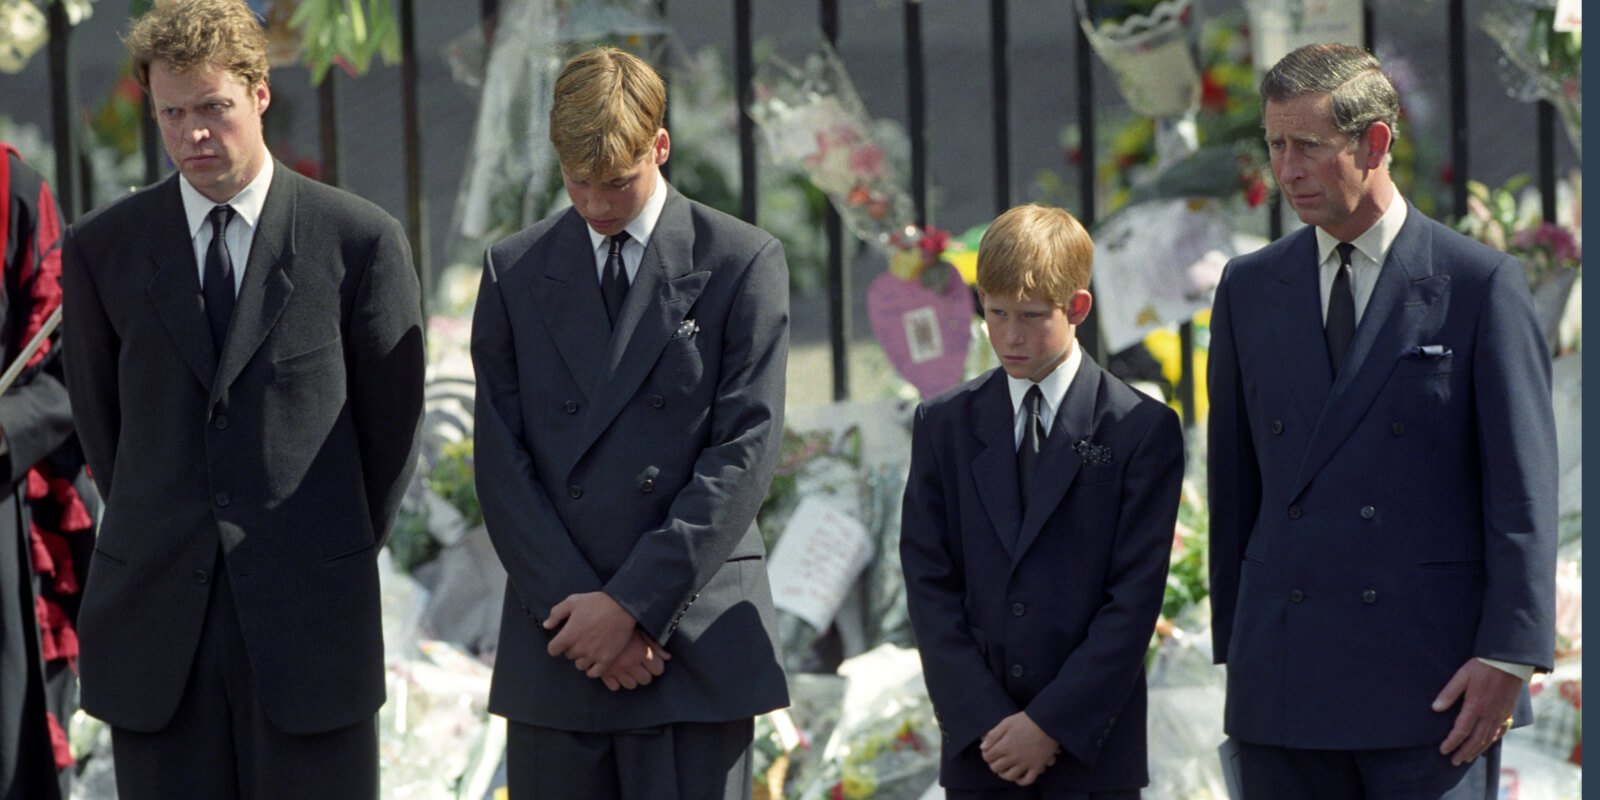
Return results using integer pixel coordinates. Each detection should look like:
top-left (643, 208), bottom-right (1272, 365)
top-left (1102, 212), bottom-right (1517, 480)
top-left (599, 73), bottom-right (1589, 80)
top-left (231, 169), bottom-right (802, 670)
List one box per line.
top-left (749, 42), bottom-right (914, 251)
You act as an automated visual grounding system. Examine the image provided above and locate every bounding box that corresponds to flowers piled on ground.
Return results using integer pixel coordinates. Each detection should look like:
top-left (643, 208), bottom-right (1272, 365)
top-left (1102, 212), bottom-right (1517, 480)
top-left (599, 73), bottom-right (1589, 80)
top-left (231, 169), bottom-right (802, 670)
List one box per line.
top-left (1456, 174), bottom-right (1581, 287)
top-left (808, 707), bottom-right (936, 800)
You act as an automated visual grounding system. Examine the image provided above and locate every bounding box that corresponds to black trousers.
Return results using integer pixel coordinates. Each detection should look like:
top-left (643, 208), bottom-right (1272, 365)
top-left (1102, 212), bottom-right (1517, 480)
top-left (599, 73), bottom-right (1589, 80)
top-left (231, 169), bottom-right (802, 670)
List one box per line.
top-left (1236, 739), bottom-right (1499, 800)
top-left (945, 787), bottom-right (1141, 799)
top-left (506, 717), bottom-right (754, 800)
top-left (109, 553), bottom-right (377, 800)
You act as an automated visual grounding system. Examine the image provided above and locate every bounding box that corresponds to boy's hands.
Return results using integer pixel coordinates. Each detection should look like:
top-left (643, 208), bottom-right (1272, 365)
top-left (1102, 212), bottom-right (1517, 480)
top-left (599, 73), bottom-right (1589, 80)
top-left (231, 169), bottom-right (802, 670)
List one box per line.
top-left (544, 591), bottom-right (637, 677)
top-left (980, 712), bottom-right (1060, 786)
top-left (598, 629), bottom-right (672, 691)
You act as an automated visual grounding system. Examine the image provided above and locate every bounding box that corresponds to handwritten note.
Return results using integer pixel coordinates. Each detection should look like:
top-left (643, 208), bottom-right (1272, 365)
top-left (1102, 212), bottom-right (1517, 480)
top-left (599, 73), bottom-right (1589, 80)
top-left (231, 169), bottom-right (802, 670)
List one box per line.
top-left (767, 496), bottom-right (874, 631)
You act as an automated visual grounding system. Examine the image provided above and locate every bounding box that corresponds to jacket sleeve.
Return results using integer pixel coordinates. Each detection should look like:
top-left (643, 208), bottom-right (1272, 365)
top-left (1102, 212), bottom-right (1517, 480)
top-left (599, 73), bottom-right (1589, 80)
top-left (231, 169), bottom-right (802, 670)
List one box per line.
top-left (899, 402), bottom-right (1019, 755)
top-left (470, 249), bottom-right (606, 622)
top-left (61, 229), bottom-right (119, 500)
top-left (345, 216), bottom-right (425, 548)
top-left (0, 162), bottom-right (73, 482)
top-left (1026, 405), bottom-right (1184, 768)
top-left (1470, 255), bottom-right (1558, 670)
top-left (601, 237), bottom-right (788, 644)
top-left (1206, 263), bottom-right (1260, 663)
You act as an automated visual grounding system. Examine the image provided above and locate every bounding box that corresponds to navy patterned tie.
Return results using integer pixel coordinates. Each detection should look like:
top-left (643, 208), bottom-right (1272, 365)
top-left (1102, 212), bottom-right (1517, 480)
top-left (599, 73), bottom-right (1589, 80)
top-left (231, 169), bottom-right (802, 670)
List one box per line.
top-left (1325, 242), bottom-right (1356, 376)
top-left (203, 205), bottom-right (237, 350)
top-left (1017, 385), bottom-right (1044, 510)
top-left (601, 231), bottom-right (631, 328)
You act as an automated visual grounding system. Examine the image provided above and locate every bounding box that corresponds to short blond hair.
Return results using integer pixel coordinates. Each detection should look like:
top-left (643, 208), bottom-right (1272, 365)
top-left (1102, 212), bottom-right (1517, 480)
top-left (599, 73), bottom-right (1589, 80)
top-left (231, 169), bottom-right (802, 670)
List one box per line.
top-left (549, 47), bottom-right (666, 180)
top-left (124, 0), bottom-right (269, 92)
top-left (976, 204), bottom-right (1093, 307)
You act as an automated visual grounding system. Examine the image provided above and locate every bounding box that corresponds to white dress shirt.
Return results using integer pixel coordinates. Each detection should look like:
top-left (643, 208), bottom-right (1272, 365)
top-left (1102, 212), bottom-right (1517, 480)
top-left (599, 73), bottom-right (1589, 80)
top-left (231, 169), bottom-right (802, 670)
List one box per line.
top-left (586, 175), bottom-right (668, 287)
top-left (179, 153), bottom-right (273, 298)
top-left (1006, 341), bottom-right (1084, 450)
top-left (1313, 185), bottom-right (1406, 326)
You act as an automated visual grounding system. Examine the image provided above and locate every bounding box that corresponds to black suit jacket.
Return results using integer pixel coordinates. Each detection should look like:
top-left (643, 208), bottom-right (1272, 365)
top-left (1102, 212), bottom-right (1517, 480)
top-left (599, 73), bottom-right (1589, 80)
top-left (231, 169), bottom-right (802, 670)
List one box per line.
top-left (1207, 209), bottom-right (1557, 748)
top-left (900, 357), bottom-right (1184, 791)
top-left (61, 163), bottom-right (425, 735)
top-left (470, 186), bottom-right (790, 731)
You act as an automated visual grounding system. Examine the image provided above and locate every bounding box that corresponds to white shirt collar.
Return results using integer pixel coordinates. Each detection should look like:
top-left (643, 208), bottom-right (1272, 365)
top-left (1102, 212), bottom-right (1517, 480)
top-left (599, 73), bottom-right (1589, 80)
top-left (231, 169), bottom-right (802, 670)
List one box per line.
top-left (585, 173), bottom-right (669, 253)
top-left (179, 152), bottom-right (273, 240)
top-left (1006, 339), bottom-right (1084, 435)
top-left (1315, 186), bottom-right (1408, 268)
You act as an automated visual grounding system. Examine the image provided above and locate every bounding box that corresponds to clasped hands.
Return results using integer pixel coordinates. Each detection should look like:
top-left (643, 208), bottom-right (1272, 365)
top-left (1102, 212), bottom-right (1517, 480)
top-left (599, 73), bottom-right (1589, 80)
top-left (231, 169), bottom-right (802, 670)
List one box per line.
top-left (980, 711), bottom-right (1059, 786)
top-left (544, 591), bottom-right (670, 691)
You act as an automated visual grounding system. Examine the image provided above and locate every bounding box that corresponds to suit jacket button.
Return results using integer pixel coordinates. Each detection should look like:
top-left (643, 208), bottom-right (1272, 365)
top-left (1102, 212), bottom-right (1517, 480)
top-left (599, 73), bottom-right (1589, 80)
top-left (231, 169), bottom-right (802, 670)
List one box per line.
top-left (563, 400), bottom-right (579, 414)
top-left (215, 492), bottom-right (230, 507)
top-left (1287, 504), bottom-right (1302, 519)
top-left (1360, 505), bottom-right (1376, 519)
top-left (1391, 422), bottom-right (1405, 436)
top-left (568, 485), bottom-right (583, 499)
top-left (1290, 589), bottom-right (1305, 603)
top-left (1011, 603), bottom-right (1026, 617)
top-left (193, 569), bottom-right (209, 585)
top-left (214, 414), bottom-right (229, 430)
top-left (1363, 589), bottom-right (1377, 604)
top-left (650, 394), bottom-right (665, 408)
top-left (1271, 420), bottom-right (1284, 435)
top-left (640, 479), bottom-right (655, 493)
top-left (1010, 664), bottom-right (1024, 678)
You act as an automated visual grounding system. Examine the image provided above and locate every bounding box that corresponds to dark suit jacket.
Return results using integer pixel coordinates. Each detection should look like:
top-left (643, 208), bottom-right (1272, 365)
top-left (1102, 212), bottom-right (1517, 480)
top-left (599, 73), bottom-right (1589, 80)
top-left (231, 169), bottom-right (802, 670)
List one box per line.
top-left (900, 357), bottom-right (1184, 792)
top-left (61, 163), bottom-right (425, 735)
top-left (470, 186), bottom-right (789, 731)
top-left (1207, 207), bottom-right (1557, 750)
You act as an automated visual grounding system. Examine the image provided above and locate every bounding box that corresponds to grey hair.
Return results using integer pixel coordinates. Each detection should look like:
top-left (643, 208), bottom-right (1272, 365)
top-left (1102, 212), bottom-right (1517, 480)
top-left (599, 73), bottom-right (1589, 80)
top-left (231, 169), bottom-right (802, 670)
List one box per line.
top-left (1260, 43), bottom-right (1400, 145)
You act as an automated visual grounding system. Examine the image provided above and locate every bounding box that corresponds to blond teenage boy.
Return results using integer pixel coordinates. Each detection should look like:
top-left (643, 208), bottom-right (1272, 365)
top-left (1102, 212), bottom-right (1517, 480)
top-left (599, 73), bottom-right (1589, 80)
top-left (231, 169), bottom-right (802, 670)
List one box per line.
top-left (471, 46), bottom-right (790, 799)
top-left (901, 204), bottom-right (1184, 799)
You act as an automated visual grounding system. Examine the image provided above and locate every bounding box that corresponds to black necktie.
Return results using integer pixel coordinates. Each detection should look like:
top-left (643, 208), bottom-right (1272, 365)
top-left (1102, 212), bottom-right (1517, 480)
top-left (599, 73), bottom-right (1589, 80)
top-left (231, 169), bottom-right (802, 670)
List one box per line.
top-left (1325, 242), bottom-right (1356, 376)
top-left (203, 205), bottom-right (237, 350)
top-left (601, 231), bottom-right (631, 328)
top-left (1017, 385), bottom-right (1044, 510)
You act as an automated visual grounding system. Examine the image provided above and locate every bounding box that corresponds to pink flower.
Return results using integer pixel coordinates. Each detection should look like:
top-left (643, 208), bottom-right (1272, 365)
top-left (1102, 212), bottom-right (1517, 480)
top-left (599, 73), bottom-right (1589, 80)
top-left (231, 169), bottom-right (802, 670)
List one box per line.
top-left (848, 145), bottom-right (884, 177)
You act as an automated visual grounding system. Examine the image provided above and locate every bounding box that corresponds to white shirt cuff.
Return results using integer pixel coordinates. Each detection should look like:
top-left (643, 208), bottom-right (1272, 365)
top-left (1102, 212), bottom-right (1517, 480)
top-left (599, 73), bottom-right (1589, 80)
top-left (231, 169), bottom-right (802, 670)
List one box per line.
top-left (1477, 657), bottom-right (1535, 682)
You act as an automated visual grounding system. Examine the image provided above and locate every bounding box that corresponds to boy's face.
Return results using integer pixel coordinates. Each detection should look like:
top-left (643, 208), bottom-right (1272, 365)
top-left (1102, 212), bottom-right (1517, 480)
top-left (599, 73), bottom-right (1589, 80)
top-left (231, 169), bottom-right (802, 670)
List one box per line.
top-left (562, 128), bottom-right (671, 237)
top-left (981, 288), bottom-right (1092, 383)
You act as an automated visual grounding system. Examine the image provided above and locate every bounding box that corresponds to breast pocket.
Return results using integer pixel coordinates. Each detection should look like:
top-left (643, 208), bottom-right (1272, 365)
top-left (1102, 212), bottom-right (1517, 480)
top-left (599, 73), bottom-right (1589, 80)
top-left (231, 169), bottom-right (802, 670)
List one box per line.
top-left (658, 335), bottom-right (706, 394)
top-left (1389, 356), bottom-right (1459, 418)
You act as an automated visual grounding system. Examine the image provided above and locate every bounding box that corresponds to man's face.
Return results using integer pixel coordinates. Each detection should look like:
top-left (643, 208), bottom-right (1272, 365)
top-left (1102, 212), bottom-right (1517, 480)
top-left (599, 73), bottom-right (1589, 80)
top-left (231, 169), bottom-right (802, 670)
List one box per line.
top-left (982, 288), bottom-right (1091, 383)
top-left (1264, 93), bottom-right (1386, 242)
top-left (149, 59), bottom-right (270, 204)
top-left (562, 129), bottom-right (671, 237)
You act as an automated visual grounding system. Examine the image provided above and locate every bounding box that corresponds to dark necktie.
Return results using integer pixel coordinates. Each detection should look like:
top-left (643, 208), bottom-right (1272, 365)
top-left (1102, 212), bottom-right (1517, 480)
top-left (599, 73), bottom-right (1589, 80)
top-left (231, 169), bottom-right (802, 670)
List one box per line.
top-left (600, 231), bottom-right (631, 328)
top-left (1325, 242), bottom-right (1356, 376)
top-left (203, 205), bottom-right (237, 350)
top-left (1017, 385), bottom-right (1044, 510)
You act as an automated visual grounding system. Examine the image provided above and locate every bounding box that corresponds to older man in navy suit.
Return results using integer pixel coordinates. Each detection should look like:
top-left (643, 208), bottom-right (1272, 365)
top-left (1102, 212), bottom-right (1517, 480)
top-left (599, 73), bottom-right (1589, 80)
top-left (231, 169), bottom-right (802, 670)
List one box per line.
top-left (1207, 43), bottom-right (1556, 799)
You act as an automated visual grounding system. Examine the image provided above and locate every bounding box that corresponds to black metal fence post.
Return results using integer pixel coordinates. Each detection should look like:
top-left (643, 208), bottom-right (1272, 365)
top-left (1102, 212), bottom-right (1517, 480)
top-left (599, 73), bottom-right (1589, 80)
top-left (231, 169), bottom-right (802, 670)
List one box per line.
top-left (990, 0), bottom-right (1010, 215)
top-left (904, 0), bottom-right (927, 226)
top-left (47, 2), bottom-right (82, 219)
top-left (400, 0), bottom-right (429, 314)
top-left (822, 0), bottom-right (849, 401)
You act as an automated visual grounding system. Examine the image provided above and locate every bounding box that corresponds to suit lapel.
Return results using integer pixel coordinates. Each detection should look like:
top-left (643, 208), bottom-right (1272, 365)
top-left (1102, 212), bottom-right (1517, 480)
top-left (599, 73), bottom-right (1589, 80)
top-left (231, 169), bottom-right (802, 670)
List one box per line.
top-left (1012, 355), bottom-right (1098, 563)
top-left (969, 370), bottom-right (1023, 557)
top-left (212, 162), bottom-right (295, 405)
top-left (572, 188), bottom-right (710, 465)
top-left (528, 209), bottom-right (612, 399)
top-left (144, 177), bottom-right (218, 393)
top-left (1293, 208), bottom-right (1443, 497)
top-left (1267, 228), bottom-right (1333, 432)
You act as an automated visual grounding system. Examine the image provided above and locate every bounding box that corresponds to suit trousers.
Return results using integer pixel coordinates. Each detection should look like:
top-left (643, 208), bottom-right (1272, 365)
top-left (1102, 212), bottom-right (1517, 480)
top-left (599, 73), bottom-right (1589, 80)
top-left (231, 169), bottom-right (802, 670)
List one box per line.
top-left (1236, 740), bottom-right (1498, 800)
top-left (945, 788), bottom-right (1141, 799)
top-left (506, 717), bottom-right (754, 800)
top-left (109, 551), bottom-right (377, 800)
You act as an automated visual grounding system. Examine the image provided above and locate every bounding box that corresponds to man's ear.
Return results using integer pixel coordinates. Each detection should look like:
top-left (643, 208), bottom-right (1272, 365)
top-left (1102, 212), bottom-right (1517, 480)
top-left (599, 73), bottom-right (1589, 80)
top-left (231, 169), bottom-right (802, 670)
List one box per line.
top-left (1066, 289), bottom-right (1093, 325)
top-left (653, 128), bottom-right (671, 165)
top-left (254, 80), bottom-right (271, 116)
top-left (1361, 121), bottom-right (1391, 170)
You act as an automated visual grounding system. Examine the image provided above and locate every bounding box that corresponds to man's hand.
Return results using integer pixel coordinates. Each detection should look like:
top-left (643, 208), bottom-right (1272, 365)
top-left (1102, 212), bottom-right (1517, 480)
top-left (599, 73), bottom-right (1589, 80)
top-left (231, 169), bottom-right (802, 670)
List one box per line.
top-left (544, 592), bottom-right (638, 678)
top-left (1433, 659), bottom-right (1523, 765)
top-left (598, 629), bottom-right (672, 691)
top-left (979, 712), bottom-right (1059, 786)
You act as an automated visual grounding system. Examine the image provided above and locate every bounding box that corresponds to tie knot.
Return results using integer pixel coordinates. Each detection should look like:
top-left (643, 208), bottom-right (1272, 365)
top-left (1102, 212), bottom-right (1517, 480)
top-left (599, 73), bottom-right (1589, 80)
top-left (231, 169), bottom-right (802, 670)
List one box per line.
top-left (1023, 385), bottom-right (1043, 414)
top-left (609, 231), bottom-right (630, 253)
top-left (210, 204), bottom-right (235, 235)
top-left (1335, 242), bottom-right (1354, 268)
